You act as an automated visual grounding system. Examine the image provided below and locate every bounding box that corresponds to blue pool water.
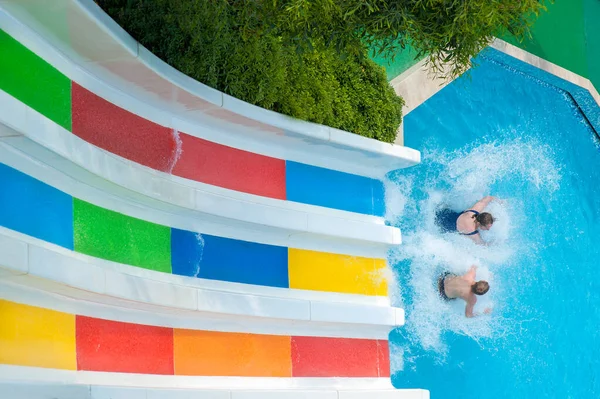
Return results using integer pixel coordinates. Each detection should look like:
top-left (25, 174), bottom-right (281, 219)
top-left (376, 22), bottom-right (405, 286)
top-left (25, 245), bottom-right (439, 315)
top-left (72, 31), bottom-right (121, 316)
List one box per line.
top-left (388, 49), bottom-right (600, 398)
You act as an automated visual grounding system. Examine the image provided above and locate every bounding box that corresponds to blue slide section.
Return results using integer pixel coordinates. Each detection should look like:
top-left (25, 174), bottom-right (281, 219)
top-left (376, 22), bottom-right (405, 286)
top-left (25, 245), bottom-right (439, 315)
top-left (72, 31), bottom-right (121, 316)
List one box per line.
top-left (171, 228), bottom-right (289, 287)
top-left (0, 163), bottom-right (74, 248)
top-left (285, 161), bottom-right (386, 216)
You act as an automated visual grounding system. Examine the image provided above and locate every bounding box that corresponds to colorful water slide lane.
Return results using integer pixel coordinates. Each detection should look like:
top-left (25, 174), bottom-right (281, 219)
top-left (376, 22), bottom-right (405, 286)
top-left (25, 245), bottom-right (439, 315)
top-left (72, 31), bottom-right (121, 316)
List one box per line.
top-left (1, 295), bottom-right (390, 378)
top-left (0, 0), bottom-right (428, 398)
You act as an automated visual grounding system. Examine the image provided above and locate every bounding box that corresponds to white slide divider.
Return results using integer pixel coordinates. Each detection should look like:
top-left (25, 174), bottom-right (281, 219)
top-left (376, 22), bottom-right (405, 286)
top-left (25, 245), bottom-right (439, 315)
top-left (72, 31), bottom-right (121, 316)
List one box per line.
top-left (0, 367), bottom-right (430, 399)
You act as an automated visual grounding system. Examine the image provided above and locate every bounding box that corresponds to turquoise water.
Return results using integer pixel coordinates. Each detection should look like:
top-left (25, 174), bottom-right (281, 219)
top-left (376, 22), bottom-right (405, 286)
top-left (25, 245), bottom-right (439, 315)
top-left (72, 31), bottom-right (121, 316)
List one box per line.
top-left (387, 49), bottom-right (600, 398)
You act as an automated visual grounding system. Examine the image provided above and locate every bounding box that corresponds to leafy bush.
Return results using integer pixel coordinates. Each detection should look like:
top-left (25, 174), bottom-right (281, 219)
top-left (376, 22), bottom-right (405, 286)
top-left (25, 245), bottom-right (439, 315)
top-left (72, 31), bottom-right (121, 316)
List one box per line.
top-left (97, 0), bottom-right (403, 143)
top-left (271, 0), bottom-right (549, 79)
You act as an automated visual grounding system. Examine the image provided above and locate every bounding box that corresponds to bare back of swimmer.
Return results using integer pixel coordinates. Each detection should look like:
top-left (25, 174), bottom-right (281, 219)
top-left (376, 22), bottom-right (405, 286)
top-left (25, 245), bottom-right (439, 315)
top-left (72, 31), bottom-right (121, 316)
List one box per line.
top-left (438, 266), bottom-right (493, 318)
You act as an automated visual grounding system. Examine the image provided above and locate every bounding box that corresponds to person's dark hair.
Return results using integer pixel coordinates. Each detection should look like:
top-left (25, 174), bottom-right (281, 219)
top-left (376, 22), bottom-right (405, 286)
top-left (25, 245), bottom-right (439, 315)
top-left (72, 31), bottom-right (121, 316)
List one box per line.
top-left (471, 281), bottom-right (490, 295)
top-left (473, 212), bottom-right (494, 227)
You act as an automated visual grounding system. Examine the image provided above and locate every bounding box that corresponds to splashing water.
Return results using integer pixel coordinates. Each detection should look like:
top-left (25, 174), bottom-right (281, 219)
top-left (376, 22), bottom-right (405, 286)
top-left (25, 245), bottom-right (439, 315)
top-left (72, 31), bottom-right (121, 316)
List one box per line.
top-left (387, 139), bottom-right (562, 356)
top-left (166, 129), bottom-right (183, 174)
top-left (192, 233), bottom-right (205, 278)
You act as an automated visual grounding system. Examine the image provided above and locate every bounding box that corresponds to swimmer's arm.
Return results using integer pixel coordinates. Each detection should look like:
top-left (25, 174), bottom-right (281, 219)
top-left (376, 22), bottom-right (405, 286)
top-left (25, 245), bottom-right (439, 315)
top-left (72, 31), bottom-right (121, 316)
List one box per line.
top-left (466, 265), bottom-right (477, 280)
top-left (470, 196), bottom-right (497, 212)
top-left (465, 296), bottom-right (477, 318)
top-left (466, 296), bottom-right (493, 318)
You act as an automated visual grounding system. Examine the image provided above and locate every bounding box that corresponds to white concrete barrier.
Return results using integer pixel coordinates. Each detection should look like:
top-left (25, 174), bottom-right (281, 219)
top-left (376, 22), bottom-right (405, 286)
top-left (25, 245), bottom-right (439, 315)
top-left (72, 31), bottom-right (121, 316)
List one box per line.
top-left (2, 383), bottom-right (430, 399)
top-left (0, 367), bottom-right (429, 399)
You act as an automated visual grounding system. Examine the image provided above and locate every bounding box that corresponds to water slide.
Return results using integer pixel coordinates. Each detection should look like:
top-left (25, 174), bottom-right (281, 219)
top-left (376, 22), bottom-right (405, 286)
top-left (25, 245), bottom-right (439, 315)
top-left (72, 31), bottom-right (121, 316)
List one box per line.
top-left (0, 1), bottom-right (427, 398)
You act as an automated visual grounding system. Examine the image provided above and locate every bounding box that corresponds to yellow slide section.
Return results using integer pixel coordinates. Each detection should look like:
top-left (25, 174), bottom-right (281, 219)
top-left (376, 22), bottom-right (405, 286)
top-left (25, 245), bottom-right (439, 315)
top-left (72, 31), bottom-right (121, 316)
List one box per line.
top-left (0, 300), bottom-right (76, 370)
top-left (288, 249), bottom-right (388, 296)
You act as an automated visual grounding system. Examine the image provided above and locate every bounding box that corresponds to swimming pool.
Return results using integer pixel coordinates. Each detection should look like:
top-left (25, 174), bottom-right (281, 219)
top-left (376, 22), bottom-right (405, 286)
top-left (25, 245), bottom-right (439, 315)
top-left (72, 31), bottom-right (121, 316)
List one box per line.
top-left (387, 48), bottom-right (600, 398)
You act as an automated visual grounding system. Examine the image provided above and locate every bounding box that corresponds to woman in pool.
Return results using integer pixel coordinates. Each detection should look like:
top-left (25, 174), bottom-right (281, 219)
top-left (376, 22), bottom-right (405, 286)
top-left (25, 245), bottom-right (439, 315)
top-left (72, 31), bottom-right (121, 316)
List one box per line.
top-left (435, 196), bottom-right (500, 244)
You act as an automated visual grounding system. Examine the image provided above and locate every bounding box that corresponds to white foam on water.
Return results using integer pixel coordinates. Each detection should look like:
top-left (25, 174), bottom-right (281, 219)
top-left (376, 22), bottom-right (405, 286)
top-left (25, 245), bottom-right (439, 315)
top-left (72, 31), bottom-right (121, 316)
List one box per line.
top-left (385, 175), bottom-right (416, 226)
top-left (386, 138), bottom-right (562, 365)
top-left (166, 129), bottom-right (183, 174)
top-left (192, 233), bottom-right (205, 277)
top-left (389, 340), bottom-right (405, 372)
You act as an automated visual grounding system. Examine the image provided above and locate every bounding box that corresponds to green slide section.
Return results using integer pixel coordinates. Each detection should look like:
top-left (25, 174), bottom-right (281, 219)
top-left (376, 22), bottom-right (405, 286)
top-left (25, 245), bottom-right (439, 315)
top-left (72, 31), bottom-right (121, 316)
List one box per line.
top-left (0, 29), bottom-right (71, 130)
top-left (503, 0), bottom-right (600, 92)
top-left (73, 199), bottom-right (172, 273)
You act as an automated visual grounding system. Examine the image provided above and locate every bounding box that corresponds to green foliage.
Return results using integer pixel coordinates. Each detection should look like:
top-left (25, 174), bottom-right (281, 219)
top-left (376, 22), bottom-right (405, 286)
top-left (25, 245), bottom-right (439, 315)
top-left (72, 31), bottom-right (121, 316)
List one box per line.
top-left (97, 0), bottom-right (403, 143)
top-left (270, 0), bottom-right (550, 79)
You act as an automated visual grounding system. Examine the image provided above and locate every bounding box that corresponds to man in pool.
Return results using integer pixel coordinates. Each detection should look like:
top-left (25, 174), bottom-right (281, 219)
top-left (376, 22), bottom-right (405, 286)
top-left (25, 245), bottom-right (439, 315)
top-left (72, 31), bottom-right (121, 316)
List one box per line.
top-left (438, 265), bottom-right (492, 318)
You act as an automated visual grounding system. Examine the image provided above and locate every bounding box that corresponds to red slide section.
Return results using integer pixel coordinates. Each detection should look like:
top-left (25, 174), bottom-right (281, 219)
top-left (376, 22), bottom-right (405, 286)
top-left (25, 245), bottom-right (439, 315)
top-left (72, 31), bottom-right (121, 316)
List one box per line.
top-left (291, 336), bottom-right (390, 377)
top-left (71, 82), bottom-right (178, 172)
top-left (71, 83), bottom-right (286, 198)
top-left (173, 133), bottom-right (286, 199)
top-left (76, 316), bottom-right (174, 375)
